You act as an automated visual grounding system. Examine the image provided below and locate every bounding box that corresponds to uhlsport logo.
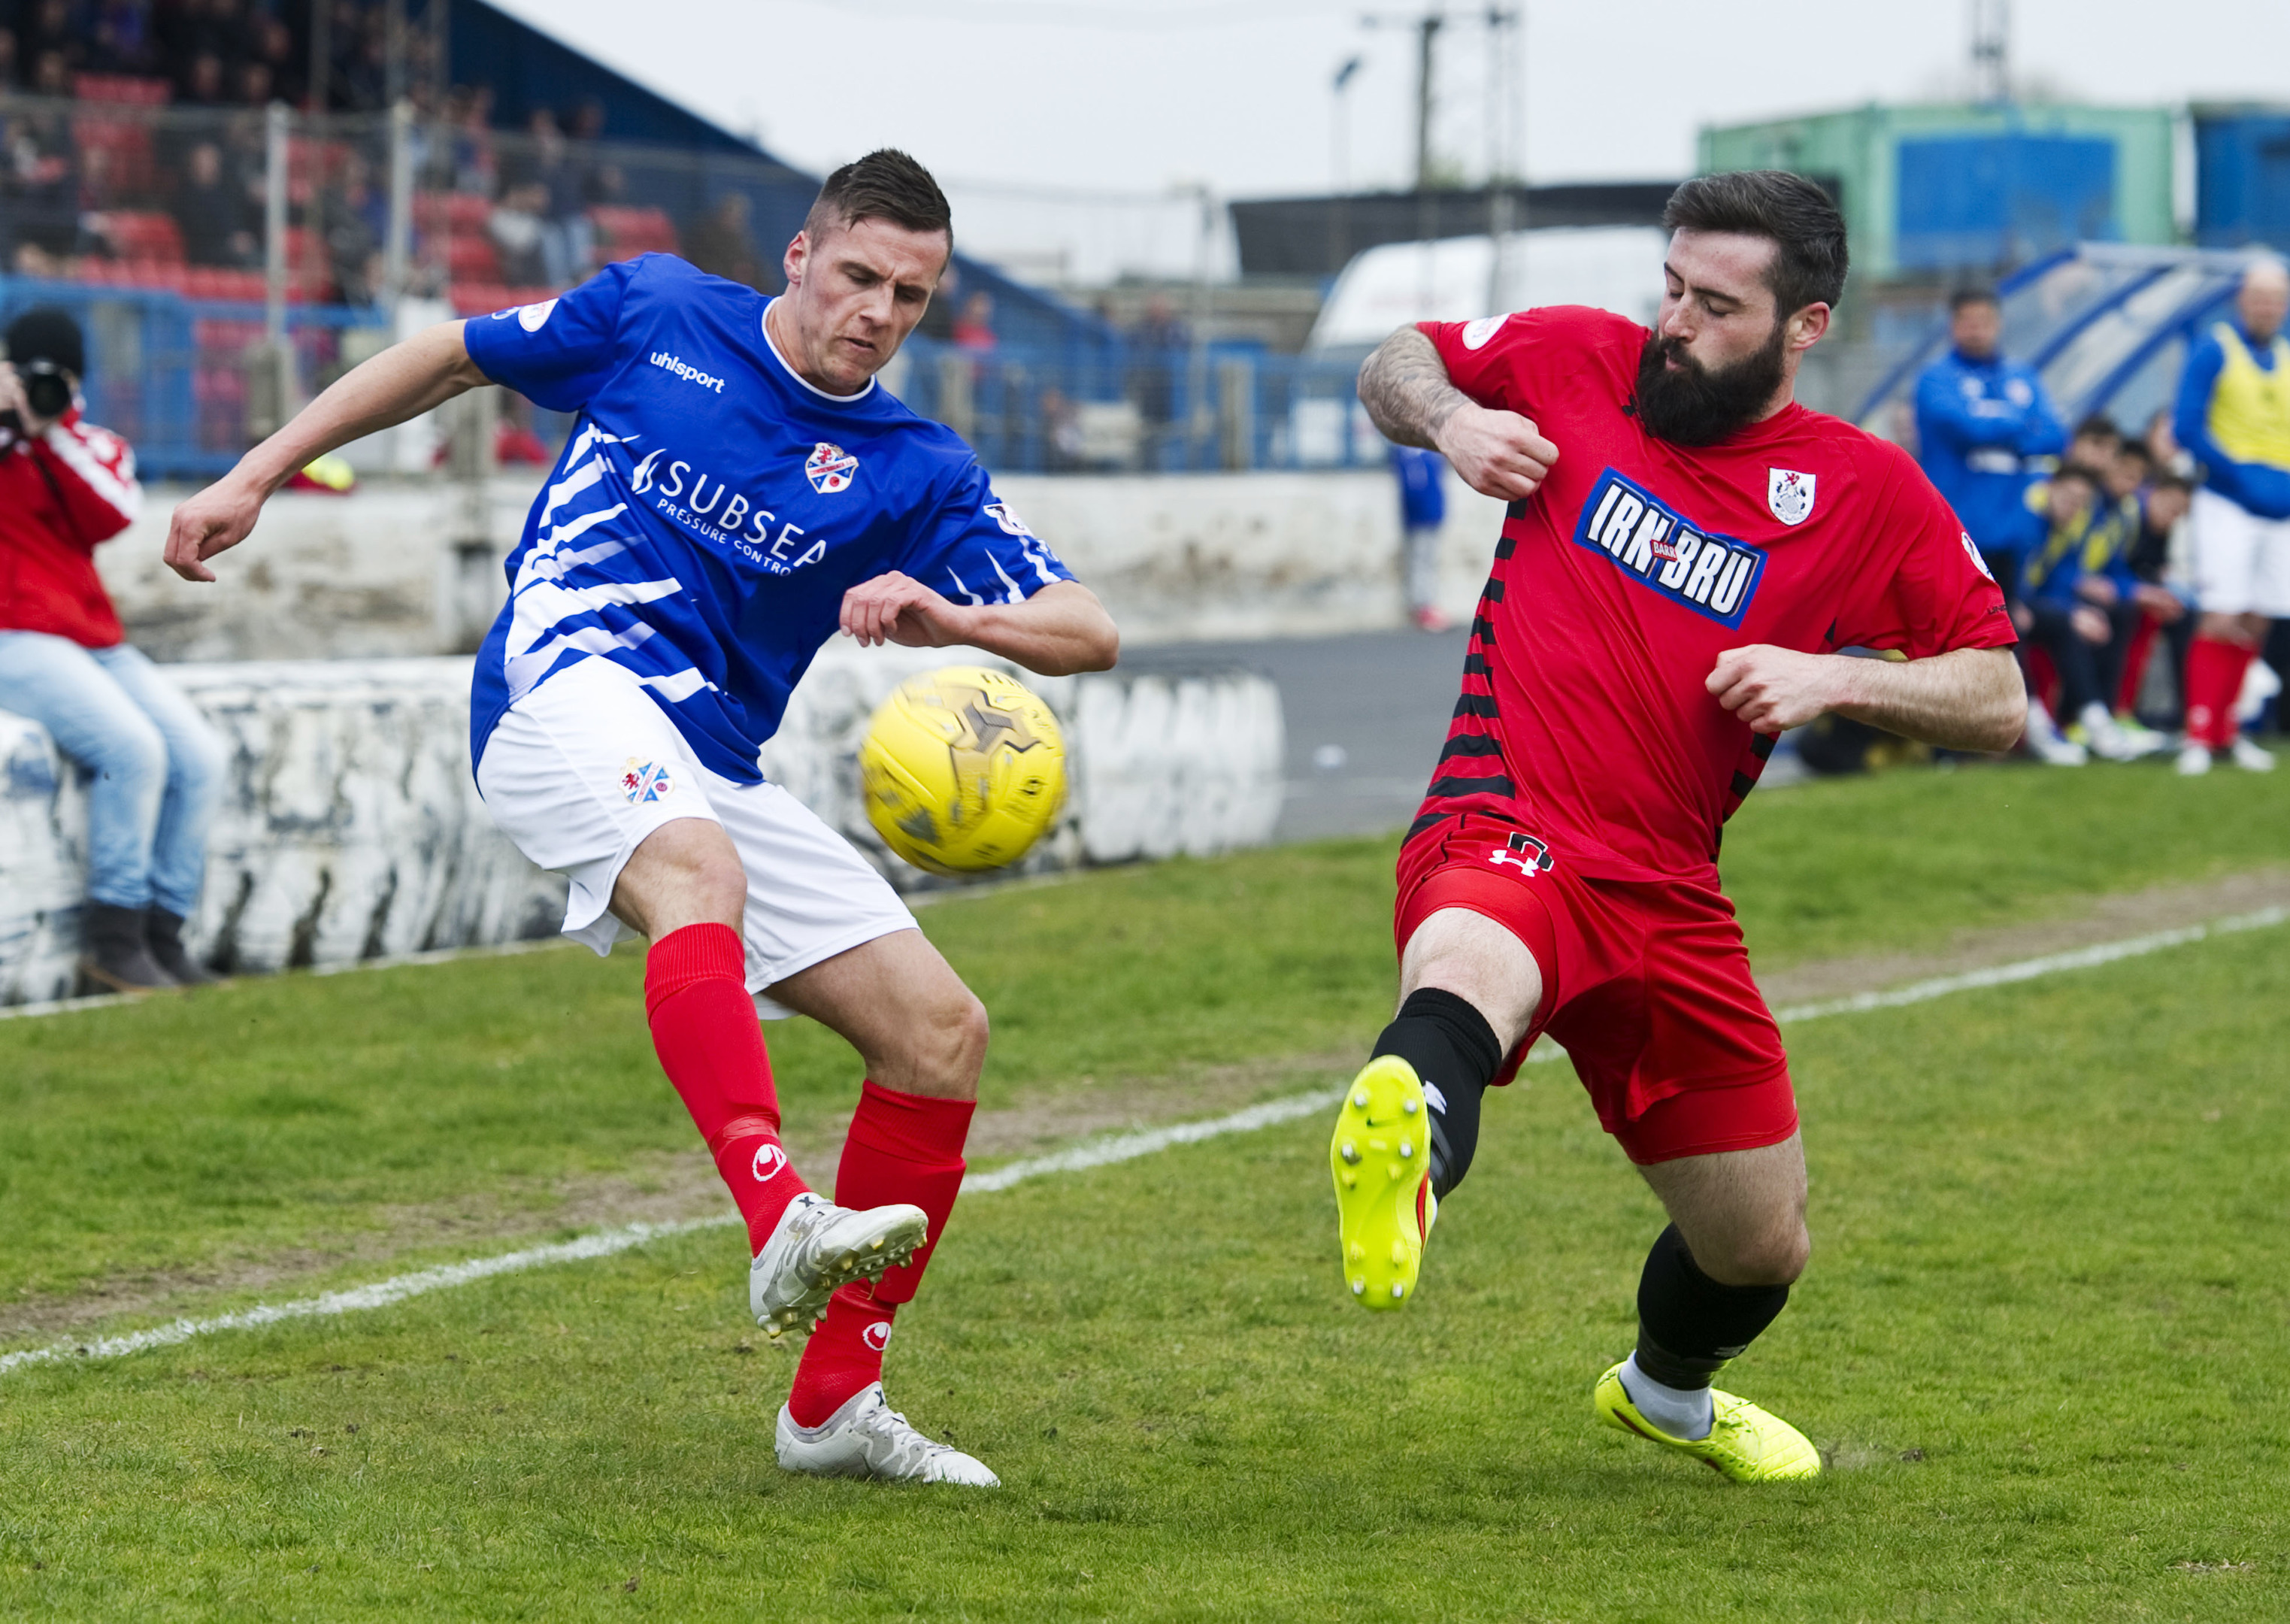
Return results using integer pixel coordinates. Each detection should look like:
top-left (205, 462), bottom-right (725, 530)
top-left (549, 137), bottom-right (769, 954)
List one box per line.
top-left (861, 1322), bottom-right (893, 1353)
top-left (649, 350), bottom-right (727, 394)
top-left (1573, 468), bottom-right (1767, 628)
top-left (1486, 830), bottom-right (1554, 876)
top-left (805, 441), bottom-right (859, 495)
top-left (751, 1143), bottom-right (789, 1183)
top-left (1767, 466), bottom-right (1817, 526)
top-left (621, 759), bottom-right (675, 804)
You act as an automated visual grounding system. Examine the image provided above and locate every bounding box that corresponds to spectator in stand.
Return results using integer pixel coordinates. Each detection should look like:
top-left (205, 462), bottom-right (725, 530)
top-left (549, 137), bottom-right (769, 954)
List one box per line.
top-left (173, 138), bottom-right (256, 267)
top-left (257, 12), bottom-right (300, 105)
top-left (0, 29), bottom-right (17, 88)
top-left (451, 83), bottom-right (497, 197)
top-left (526, 109), bottom-right (592, 287)
top-left (487, 177), bottom-right (547, 285)
top-left (0, 307), bottom-right (226, 991)
top-left (2172, 256), bottom-right (2290, 774)
top-left (953, 289), bottom-right (995, 352)
top-left (181, 47), bottom-right (223, 104)
top-left (90, 0), bottom-right (154, 75)
top-left (2119, 470), bottom-right (2195, 726)
top-left (1914, 286), bottom-right (2067, 598)
top-left (318, 148), bottom-right (384, 304)
top-left (683, 189), bottom-right (765, 289)
top-left (22, 0), bottom-right (83, 75)
top-left (233, 56), bottom-right (268, 107)
top-left (31, 43), bottom-right (68, 92)
top-left (2018, 463), bottom-right (2152, 762)
top-left (1129, 293), bottom-right (1188, 459)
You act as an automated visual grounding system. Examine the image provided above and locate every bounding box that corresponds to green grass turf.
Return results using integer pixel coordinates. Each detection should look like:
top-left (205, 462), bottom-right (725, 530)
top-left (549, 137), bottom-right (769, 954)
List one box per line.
top-left (2, 924), bottom-right (2285, 1618)
top-left (0, 762), bottom-right (2283, 1311)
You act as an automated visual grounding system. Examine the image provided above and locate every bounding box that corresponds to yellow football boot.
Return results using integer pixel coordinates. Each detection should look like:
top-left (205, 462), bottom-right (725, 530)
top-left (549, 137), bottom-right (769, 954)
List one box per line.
top-left (1593, 1361), bottom-right (1822, 1483)
top-left (1330, 1056), bottom-right (1435, 1310)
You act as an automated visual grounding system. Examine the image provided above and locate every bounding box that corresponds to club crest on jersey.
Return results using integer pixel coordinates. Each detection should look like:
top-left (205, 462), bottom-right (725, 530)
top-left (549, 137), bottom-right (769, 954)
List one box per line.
top-left (1574, 469), bottom-right (1768, 628)
top-left (804, 441), bottom-right (859, 495)
top-left (1487, 831), bottom-right (1554, 876)
top-left (1767, 466), bottom-right (1816, 526)
top-left (621, 759), bottom-right (674, 804)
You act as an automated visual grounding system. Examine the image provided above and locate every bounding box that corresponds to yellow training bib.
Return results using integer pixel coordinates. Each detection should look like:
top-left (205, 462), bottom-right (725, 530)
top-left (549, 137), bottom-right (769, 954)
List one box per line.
top-left (2205, 322), bottom-right (2290, 470)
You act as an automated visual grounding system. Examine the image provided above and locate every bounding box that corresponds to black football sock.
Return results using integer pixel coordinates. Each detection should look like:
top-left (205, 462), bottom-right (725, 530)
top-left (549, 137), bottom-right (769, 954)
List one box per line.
top-left (1369, 987), bottom-right (1504, 1200)
top-left (1632, 1223), bottom-right (1791, 1391)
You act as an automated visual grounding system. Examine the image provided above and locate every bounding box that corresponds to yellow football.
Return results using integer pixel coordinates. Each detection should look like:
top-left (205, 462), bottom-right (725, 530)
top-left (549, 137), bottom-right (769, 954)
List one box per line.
top-left (859, 665), bottom-right (1068, 875)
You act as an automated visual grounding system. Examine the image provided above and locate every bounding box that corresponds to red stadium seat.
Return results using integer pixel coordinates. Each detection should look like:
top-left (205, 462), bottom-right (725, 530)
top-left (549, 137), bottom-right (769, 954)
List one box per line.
top-left (589, 205), bottom-right (679, 258)
top-left (72, 74), bottom-right (172, 105)
top-left (448, 234), bottom-right (503, 281)
top-left (103, 211), bottom-right (186, 263)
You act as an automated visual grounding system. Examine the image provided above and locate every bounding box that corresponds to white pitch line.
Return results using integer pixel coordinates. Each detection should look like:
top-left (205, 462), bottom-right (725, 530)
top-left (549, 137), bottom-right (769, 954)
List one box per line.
top-left (6, 903), bottom-right (2286, 1377)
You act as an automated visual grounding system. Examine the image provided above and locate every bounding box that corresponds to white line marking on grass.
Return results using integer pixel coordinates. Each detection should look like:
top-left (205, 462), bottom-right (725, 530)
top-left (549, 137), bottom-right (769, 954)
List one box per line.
top-left (963, 1089), bottom-right (1348, 1193)
top-left (7, 904), bottom-right (2285, 1375)
top-left (0, 1218), bottom-right (741, 1377)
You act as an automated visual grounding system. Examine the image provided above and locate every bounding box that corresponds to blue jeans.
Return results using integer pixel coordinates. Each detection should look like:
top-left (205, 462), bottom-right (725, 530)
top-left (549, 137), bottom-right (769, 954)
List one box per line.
top-left (0, 632), bottom-right (226, 915)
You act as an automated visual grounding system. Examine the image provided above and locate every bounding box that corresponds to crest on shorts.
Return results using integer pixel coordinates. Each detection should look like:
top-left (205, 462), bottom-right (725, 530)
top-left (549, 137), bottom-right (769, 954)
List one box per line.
top-left (804, 441), bottom-right (859, 495)
top-left (1767, 467), bottom-right (1816, 526)
top-left (621, 758), bottom-right (675, 804)
top-left (1486, 830), bottom-right (1554, 876)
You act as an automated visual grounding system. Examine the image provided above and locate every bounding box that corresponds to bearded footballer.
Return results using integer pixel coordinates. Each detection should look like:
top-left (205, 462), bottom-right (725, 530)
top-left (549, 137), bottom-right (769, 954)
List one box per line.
top-left (1331, 171), bottom-right (2025, 1480)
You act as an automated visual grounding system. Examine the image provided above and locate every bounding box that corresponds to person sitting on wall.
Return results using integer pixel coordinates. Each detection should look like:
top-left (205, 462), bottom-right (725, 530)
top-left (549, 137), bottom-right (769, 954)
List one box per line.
top-left (2017, 462), bottom-right (2152, 763)
top-left (0, 306), bottom-right (226, 991)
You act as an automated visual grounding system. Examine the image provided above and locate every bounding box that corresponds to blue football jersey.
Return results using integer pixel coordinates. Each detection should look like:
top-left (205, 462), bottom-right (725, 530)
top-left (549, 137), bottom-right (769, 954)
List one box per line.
top-left (461, 253), bottom-right (1074, 783)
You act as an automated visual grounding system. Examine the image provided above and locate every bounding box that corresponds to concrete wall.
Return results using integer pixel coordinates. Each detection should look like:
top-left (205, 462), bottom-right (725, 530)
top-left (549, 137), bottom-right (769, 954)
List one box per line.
top-left (99, 469), bottom-right (1506, 664)
top-left (0, 645), bottom-right (1283, 1005)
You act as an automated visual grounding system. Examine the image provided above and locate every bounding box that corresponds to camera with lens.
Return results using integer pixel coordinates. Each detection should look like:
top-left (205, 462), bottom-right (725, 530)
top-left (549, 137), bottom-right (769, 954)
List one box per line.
top-left (1, 359), bottom-right (74, 432)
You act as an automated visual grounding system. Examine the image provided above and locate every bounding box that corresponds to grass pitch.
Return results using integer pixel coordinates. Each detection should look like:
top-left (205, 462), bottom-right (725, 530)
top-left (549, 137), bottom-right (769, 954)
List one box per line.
top-left (2, 761), bottom-right (2287, 1619)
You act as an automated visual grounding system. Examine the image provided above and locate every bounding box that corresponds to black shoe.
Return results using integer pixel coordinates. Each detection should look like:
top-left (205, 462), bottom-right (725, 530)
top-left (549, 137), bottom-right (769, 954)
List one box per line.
top-left (147, 907), bottom-right (221, 986)
top-left (78, 902), bottom-right (177, 993)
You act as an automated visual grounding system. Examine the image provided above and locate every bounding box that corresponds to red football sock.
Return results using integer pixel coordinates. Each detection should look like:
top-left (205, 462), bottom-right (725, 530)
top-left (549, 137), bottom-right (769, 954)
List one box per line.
top-left (644, 923), bottom-right (808, 1253)
top-left (786, 1082), bottom-right (974, 1427)
top-left (2185, 636), bottom-right (2255, 750)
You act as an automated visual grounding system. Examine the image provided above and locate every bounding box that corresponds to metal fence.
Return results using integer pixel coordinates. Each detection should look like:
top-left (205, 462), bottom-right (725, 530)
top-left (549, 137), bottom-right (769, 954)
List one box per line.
top-left (2, 89), bottom-right (1377, 480)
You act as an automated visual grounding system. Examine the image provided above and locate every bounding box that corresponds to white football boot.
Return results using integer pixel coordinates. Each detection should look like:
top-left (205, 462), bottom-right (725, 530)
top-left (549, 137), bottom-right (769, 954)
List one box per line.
top-left (2176, 741), bottom-right (2213, 777)
top-left (749, 1192), bottom-right (928, 1341)
top-left (776, 1383), bottom-right (1001, 1486)
top-left (2229, 735), bottom-right (2277, 772)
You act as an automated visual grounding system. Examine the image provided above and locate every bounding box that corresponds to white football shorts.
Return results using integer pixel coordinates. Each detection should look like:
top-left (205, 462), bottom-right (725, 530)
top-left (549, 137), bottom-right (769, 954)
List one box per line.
top-left (2189, 486), bottom-right (2290, 617)
top-left (474, 654), bottom-right (916, 1017)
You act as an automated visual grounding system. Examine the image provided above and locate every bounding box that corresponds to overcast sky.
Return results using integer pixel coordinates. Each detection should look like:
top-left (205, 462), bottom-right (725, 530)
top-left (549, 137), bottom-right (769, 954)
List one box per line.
top-left (487, 0), bottom-right (2290, 280)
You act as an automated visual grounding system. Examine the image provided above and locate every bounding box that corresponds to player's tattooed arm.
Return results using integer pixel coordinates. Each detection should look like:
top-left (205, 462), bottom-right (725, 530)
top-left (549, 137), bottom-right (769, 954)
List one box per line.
top-left (1357, 327), bottom-right (1558, 502)
top-left (1706, 644), bottom-right (2026, 752)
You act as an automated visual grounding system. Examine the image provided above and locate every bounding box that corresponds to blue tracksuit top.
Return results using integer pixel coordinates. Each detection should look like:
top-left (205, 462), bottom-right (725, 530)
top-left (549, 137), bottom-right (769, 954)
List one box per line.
top-left (1914, 347), bottom-right (2067, 554)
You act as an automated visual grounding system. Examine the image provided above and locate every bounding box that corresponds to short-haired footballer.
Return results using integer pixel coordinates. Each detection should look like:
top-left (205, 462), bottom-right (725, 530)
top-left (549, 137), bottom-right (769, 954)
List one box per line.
top-left (165, 151), bottom-right (1119, 1488)
top-left (1335, 171), bottom-right (2025, 1480)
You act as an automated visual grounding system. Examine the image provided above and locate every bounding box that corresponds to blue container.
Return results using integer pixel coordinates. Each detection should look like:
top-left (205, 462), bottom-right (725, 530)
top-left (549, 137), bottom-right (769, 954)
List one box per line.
top-left (2193, 108), bottom-right (2290, 249)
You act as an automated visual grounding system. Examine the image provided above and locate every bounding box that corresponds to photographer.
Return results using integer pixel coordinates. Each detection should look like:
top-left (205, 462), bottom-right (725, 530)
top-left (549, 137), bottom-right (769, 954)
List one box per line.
top-left (1, 306), bottom-right (226, 991)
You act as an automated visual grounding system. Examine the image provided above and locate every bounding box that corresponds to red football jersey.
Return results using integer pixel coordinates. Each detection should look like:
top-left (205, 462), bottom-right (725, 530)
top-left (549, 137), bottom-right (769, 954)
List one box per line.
top-left (1410, 305), bottom-right (2014, 883)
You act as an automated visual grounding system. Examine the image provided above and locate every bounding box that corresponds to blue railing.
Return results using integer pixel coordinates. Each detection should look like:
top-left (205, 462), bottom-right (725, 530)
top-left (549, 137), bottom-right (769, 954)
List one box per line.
top-left (3, 273), bottom-right (1377, 481)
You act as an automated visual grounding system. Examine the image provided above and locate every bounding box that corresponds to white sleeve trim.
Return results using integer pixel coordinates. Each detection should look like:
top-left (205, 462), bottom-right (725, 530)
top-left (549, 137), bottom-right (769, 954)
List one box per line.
top-left (40, 422), bottom-right (144, 526)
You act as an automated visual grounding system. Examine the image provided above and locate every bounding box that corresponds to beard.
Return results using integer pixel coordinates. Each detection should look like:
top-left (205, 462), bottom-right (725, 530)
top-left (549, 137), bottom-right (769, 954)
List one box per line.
top-left (1631, 322), bottom-right (1789, 446)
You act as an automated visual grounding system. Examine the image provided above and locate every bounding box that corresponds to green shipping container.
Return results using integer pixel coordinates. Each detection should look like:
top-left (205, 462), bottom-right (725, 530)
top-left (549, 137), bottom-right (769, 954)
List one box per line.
top-left (1698, 104), bottom-right (2176, 282)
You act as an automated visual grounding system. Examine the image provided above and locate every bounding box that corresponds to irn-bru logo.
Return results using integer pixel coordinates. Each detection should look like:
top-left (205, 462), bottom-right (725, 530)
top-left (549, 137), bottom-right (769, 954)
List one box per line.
top-left (1571, 470), bottom-right (1767, 628)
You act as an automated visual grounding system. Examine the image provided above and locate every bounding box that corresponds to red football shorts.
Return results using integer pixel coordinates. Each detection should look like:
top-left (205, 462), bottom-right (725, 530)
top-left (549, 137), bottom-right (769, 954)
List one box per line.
top-left (1394, 813), bottom-right (1797, 1165)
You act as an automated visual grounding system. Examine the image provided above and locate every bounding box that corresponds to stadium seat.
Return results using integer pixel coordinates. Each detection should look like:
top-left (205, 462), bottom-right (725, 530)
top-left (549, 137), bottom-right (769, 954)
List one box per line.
top-left (449, 235), bottom-right (504, 282)
top-left (417, 192), bottom-right (494, 234)
top-left (71, 73), bottom-right (172, 105)
top-left (101, 211), bottom-right (186, 264)
top-left (590, 205), bottom-right (679, 258)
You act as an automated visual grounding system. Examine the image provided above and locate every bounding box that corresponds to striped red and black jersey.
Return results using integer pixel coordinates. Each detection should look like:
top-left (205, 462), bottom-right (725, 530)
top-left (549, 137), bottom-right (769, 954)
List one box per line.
top-left (1406, 306), bottom-right (2014, 885)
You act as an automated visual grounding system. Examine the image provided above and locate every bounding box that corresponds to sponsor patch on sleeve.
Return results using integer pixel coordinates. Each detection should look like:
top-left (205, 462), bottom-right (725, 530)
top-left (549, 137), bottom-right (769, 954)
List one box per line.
top-left (516, 298), bottom-right (559, 332)
top-left (1570, 468), bottom-right (1767, 628)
